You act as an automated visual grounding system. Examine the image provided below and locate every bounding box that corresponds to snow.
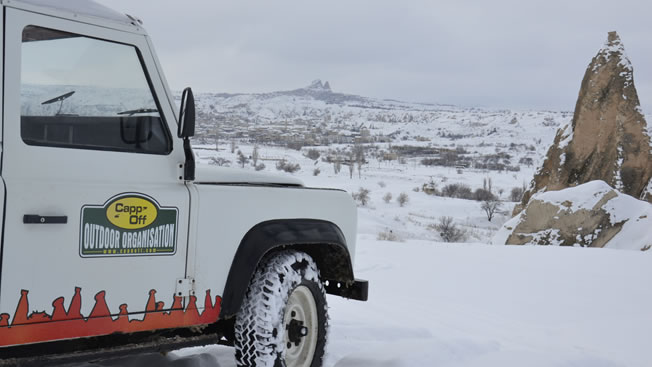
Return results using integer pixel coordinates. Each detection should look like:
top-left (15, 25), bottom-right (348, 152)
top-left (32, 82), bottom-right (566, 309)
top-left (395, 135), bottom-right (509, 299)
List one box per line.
top-left (78, 239), bottom-right (652, 367)
top-left (556, 120), bottom-right (573, 169)
top-left (642, 178), bottom-right (652, 200)
top-left (614, 145), bottom-right (624, 190)
top-left (73, 164), bottom-right (652, 366)
top-left (529, 180), bottom-right (613, 212)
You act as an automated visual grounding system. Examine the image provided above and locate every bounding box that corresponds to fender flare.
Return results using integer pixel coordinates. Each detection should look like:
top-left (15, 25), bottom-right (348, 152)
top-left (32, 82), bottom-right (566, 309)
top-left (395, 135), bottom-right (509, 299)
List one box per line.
top-left (219, 219), bottom-right (354, 320)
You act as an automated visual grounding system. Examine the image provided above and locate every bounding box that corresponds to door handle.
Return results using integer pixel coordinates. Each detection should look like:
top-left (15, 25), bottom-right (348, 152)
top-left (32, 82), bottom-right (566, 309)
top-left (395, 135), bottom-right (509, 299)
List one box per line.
top-left (23, 215), bottom-right (68, 224)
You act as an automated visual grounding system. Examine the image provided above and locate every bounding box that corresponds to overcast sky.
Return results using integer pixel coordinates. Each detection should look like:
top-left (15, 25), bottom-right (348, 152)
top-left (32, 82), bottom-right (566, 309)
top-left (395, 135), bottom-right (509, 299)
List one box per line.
top-left (97, 0), bottom-right (652, 112)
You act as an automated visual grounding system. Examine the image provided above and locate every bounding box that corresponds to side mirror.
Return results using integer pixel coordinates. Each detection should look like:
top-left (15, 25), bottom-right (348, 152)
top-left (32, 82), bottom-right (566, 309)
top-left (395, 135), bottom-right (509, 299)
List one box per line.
top-left (178, 87), bottom-right (195, 138)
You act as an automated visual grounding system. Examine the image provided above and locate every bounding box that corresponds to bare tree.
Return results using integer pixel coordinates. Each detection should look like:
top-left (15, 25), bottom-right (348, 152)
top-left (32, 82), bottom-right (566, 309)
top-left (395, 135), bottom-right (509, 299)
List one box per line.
top-left (252, 145), bottom-right (260, 166)
top-left (237, 150), bottom-right (248, 168)
top-left (348, 151), bottom-right (355, 179)
top-left (483, 177), bottom-right (493, 193)
top-left (357, 159), bottom-right (363, 178)
top-left (230, 140), bottom-right (236, 154)
top-left (333, 157), bottom-right (342, 174)
top-left (351, 187), bottom-right (370, 206)
top-left (481, 199), bottom-right (501, 221)
top-left (433, 216), bottom-right (466, 242)
top-left (519, 157), bottom-right (534, 167)
top-left (354, 143), bottom-right (365, 178)
top-left (214, 124), bottom-right (220, 152)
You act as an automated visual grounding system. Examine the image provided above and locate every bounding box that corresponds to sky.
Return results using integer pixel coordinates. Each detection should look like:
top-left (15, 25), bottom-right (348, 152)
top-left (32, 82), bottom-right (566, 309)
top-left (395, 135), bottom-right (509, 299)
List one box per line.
top-left (96, 0), bottom-right (652, 112)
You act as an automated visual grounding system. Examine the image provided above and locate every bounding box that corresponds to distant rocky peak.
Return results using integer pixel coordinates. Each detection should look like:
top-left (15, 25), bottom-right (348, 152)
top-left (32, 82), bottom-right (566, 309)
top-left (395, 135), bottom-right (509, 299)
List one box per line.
top-left (306, 79), bottom-right (331, 91)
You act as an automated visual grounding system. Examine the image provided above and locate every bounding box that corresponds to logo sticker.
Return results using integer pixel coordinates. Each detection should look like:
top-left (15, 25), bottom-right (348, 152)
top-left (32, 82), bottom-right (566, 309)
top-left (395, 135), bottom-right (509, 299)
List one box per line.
top-left (80, 193), bottom-right (178, 257)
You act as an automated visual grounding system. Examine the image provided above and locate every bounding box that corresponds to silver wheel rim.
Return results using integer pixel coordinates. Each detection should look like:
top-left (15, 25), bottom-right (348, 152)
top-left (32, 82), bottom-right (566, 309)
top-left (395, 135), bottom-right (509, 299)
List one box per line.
top-left (283, 285), bottom-right (318, 367)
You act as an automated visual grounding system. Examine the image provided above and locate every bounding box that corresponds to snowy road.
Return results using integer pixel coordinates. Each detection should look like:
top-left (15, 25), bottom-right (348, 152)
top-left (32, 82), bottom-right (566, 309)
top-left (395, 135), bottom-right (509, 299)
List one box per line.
top-left (75, 236), bottom-right (652, 367)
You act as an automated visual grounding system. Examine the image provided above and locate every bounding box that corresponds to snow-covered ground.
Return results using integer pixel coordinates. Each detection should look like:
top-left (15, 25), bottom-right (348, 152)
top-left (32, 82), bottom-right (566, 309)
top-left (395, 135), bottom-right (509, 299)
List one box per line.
top-left (72, 144), bottom-right (652, 367)
top-left (194, 143), bottom-right (534, 243)
top-left (77, 240), bottom-right (652, 367)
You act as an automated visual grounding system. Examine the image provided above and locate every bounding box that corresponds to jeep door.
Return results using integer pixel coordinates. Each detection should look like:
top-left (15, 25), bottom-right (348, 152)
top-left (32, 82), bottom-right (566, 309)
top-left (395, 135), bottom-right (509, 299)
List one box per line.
top-left (0, 8), bottom-right (192, 345)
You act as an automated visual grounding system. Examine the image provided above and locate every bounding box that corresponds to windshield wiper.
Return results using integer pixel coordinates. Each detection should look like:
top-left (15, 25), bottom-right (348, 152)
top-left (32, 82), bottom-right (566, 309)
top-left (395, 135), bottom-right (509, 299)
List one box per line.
top-left (117, 108), bottom-right (158, 116)
top-left (42, 91), bottom-right (75, 115)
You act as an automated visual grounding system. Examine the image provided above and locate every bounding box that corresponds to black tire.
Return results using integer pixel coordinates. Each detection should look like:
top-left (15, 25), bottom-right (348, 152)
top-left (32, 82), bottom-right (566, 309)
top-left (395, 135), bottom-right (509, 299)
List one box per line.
top-left (234, 251), bottom-right (328, 367)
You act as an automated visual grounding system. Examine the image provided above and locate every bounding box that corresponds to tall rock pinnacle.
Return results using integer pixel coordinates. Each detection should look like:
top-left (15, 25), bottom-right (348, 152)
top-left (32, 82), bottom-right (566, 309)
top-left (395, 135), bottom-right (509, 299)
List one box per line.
top-left (515, 31), bottom-right (652, 214)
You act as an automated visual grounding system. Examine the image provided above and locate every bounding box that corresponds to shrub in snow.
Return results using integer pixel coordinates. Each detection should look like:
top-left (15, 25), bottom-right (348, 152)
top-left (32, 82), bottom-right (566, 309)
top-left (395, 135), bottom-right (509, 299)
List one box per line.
top-left (276, 159), bottom-right (301, 173)
top-left (430, 216), bottom-right (467, 242)
top-left (397, 192), bottom-right (409, 207)
top-left (305, 148), bottom-right (321, 160)
top-left (378, 181), bottom-right (386, 188)
top-left (255, 163), bottom-right (266, 171)
top-left (377, 229), bottom-right (400, 242)
top-left (313, 168), bottom-right (321, 176)
top-left (351, 187), bottom-right (370, 206)
top-left (383, 192), bottom-right (392, 204)
top-left (474, 188), bottom-right (496, 202)
top-left (441, 183), bottom-right (473, 200)
top-left (210, 157), bottom-right (231, 167)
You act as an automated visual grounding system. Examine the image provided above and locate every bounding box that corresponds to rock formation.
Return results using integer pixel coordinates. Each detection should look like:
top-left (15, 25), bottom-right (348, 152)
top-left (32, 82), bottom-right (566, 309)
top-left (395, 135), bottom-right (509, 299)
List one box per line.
top-left (494, 181), bottom-right (652, 251)
top-left (514, 31), bottom-right (652, 215)
top-left (306, 79), bottom-right (331, 91)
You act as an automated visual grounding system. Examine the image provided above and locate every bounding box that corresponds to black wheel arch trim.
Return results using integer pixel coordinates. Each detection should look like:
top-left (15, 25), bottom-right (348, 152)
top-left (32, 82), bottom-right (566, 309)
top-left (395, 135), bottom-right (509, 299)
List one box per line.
top-left (219, 219), bottom-right (357, 320)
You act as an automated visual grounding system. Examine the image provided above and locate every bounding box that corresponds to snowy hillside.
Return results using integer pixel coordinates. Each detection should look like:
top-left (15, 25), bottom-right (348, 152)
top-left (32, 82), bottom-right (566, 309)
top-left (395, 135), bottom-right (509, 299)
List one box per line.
top-left (189, 80), bottom-right (575, 174)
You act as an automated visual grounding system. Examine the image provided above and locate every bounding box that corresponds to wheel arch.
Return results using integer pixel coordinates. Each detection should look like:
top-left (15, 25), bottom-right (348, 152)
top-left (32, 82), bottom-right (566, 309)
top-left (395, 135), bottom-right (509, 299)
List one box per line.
top-left (219, 219), bottom-right (354, 320)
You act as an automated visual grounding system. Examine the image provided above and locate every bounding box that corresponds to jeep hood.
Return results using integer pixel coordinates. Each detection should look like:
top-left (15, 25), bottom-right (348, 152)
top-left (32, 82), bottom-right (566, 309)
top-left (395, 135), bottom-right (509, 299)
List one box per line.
top-left (194, 165), bottom-right (304, 187)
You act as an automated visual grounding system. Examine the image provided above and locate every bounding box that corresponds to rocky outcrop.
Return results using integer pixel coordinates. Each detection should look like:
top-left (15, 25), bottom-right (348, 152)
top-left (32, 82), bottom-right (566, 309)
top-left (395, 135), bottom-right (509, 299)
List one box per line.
top-left (514, 31), bottom-right (652, 215)
top-left (306, 79), bottom-right (331, 92)
top-left (494, 181), bottom-right (652, 251)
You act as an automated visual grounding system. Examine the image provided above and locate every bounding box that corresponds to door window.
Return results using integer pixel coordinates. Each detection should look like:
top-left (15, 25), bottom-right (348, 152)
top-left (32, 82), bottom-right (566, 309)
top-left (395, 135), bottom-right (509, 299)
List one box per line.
top-left (20, 26), bottom-right (172, 154)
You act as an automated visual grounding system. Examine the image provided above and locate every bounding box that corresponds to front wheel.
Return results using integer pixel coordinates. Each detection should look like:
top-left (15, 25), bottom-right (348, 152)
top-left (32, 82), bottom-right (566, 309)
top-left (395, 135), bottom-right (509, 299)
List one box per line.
top-left (234, 251), bottom-right (328, 367)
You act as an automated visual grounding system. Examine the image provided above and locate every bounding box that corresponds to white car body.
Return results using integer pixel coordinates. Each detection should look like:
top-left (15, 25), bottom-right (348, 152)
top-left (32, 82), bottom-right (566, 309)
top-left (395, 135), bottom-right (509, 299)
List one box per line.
top-left (0, 0), bottom-right (361, 356)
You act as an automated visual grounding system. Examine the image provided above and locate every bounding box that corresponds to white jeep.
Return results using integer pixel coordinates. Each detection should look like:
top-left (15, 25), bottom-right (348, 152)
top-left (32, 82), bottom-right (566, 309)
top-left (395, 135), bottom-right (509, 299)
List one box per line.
top-left (0, 1), bottom-right (366, 366)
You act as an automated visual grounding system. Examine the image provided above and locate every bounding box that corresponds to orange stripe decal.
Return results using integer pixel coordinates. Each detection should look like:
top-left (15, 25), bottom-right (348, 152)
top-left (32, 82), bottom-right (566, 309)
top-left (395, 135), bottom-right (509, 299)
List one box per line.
top-left (0, 287), bottom-right (221, 347)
